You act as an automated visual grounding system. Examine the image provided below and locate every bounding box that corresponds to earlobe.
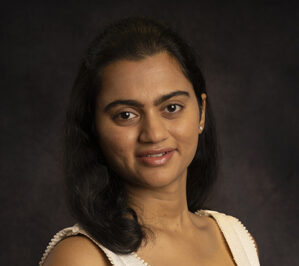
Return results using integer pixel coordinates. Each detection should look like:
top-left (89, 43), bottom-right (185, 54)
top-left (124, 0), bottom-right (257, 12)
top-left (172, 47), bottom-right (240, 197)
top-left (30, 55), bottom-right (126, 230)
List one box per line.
top-left (198, 125), bottom-right (204, 134)
top-left (198, 93), bottom-right (207, 134)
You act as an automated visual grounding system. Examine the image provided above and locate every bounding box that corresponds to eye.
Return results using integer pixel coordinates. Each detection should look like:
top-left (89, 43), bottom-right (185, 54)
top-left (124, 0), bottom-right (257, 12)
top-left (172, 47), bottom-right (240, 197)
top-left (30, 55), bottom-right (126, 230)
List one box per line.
top-left (115, 111), bottom-right (137, 120)
top-left (165, 104), bottom-right (183, 113)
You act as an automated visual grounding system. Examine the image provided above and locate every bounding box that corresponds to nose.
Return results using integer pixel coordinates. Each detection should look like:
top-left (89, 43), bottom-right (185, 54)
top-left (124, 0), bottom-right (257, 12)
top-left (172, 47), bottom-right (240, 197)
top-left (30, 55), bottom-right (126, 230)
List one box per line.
top-left (138, 111), bottom-right (168, 143)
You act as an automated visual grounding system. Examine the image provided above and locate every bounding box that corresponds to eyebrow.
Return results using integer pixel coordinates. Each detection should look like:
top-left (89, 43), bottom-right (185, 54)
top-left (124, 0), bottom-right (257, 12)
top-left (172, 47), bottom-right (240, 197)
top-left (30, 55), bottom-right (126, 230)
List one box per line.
top-left (103, 90), bottom-right (190, 113)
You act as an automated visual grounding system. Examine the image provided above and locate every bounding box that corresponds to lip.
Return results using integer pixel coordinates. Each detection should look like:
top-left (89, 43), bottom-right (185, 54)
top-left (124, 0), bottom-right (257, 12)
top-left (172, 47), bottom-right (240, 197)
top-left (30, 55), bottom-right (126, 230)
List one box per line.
top-left (137, 148), bottom-right (176, 167)
top-left (137, 148), bottom-right (175, 157)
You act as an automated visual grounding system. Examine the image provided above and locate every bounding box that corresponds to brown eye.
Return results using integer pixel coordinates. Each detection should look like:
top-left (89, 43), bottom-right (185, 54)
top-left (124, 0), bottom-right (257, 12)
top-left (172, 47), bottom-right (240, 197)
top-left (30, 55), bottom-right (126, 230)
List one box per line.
top-left (115, 111), bottom-right (137, 120)
top-left (120, 112), bottom-right (130, 119)
top-left (165, 104), bottom-right (183, 113)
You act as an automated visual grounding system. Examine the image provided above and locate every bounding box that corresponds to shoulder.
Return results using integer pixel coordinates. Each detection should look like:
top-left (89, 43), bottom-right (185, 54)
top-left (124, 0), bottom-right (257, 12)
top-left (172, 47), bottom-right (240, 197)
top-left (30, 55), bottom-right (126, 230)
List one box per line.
top-left (43, 235), bottom-right (111, 266)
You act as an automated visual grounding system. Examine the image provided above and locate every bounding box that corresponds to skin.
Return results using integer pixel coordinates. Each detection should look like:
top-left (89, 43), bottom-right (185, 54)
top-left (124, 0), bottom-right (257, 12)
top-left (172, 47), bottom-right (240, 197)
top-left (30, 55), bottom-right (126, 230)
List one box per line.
top-left (95, 53), bottom-right (204, 192)
top-left (44, 52), bottom-right (237, 265)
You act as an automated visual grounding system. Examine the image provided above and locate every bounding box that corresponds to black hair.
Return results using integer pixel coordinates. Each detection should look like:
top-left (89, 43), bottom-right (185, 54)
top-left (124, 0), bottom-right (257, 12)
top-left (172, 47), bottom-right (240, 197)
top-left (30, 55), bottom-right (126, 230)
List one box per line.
top-left (64, 17), bottom-right (218, 254)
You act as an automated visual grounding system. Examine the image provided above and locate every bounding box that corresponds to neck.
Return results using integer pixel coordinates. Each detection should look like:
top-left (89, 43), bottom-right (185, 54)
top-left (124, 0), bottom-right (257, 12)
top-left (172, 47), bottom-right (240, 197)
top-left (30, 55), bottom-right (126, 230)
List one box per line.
top-left (125, 172), bottom-right (195, 233)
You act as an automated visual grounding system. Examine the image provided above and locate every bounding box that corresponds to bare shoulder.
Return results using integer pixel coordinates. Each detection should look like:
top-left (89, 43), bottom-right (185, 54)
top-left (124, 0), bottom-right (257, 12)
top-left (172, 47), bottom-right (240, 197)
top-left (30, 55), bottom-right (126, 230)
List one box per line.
top-left (43, 235), bottom-right (111, 266)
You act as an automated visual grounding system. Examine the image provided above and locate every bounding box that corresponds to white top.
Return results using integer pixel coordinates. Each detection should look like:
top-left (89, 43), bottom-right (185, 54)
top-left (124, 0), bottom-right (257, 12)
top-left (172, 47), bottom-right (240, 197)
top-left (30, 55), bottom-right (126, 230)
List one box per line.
top-left (39, 209), bottom-right (260, 266)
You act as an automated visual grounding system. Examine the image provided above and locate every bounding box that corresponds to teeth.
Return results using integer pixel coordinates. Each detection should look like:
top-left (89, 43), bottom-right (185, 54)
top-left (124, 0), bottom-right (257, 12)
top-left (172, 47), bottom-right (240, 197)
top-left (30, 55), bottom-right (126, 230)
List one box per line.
top-left (145, 152), bottom-right (167, 157)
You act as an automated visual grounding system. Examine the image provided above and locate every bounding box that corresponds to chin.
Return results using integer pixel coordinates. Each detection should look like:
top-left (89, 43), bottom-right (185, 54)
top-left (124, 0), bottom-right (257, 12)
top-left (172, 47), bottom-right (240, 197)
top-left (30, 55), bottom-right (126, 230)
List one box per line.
top-left (133, 168), bottom-right (187, 189)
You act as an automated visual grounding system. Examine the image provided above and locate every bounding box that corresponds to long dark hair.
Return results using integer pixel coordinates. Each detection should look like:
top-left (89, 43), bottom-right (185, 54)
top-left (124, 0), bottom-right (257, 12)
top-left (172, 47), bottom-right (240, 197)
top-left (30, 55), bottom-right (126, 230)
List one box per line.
top-left (64, 17), bottom-right (218, 254)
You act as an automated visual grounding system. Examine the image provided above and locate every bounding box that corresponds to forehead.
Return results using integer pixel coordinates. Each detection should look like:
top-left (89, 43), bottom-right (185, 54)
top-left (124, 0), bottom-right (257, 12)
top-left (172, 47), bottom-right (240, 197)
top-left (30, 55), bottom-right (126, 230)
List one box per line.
top-left (97, 52), bottom-right (195, 105)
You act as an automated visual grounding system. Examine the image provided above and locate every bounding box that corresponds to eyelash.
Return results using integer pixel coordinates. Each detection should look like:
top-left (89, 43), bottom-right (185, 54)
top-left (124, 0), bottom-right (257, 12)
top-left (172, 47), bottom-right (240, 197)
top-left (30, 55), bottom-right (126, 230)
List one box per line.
top-left (114, 104), bottom-right (184, 121)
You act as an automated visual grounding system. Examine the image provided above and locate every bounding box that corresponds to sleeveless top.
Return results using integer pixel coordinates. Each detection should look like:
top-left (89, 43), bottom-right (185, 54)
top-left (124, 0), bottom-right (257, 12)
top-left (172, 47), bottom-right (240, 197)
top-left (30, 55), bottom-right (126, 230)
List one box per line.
top-left (39, 209), bottom-right (260, 266)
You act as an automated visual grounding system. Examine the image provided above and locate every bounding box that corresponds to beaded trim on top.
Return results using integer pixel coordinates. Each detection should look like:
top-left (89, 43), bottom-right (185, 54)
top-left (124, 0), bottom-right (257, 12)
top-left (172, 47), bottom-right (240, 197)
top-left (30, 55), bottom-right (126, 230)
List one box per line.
top-left (39, 224), bottom-right (118, 266)
top-left (39, 225), bottom-right (81, 265)
top-left (131, 252), bottom-right (150, 266)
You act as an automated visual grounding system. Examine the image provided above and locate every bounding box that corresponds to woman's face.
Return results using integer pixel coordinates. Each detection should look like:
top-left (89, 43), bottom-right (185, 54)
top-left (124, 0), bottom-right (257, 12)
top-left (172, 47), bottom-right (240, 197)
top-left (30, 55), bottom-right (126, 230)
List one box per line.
top-left (95, 52), bottom-right (206, 189)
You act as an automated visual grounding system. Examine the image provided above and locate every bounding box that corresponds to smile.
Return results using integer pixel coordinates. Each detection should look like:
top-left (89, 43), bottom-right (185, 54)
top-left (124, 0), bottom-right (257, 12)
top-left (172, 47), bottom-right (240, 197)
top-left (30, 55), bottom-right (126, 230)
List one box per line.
top-left (137, 150), bottom-right (175, 166)
top-left (144, 152), bottom-right (167, 157)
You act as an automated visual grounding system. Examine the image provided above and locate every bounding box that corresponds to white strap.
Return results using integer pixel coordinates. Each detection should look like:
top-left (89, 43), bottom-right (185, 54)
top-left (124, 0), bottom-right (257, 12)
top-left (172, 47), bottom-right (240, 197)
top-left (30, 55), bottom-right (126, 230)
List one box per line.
top-left (73, 227), bottom-right (148, 265)
top-left (39, 224), bottom-right (127, 266)
top-left (39, 225), bottom-right (80, 265)
top-left (203, 210), bottom-right (260, 266)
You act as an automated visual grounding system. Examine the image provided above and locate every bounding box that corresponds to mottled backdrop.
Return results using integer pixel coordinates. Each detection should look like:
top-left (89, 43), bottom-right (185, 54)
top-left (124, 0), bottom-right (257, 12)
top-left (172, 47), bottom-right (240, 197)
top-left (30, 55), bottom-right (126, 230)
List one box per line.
top-left (1, 0), bottom-right (298, 265)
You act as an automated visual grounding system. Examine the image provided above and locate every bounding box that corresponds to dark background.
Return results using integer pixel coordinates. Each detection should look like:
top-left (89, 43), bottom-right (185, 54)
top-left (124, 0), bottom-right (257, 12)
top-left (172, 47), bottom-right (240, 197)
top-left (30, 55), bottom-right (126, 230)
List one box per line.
top-left (1, 0), bottom-right (298, 265)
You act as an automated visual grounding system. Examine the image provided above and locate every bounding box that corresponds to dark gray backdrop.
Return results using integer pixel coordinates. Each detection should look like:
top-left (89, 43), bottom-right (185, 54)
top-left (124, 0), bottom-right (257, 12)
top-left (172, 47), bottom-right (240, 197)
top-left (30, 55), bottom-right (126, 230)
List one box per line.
top-left (1, 0), bottom-right (298, 265)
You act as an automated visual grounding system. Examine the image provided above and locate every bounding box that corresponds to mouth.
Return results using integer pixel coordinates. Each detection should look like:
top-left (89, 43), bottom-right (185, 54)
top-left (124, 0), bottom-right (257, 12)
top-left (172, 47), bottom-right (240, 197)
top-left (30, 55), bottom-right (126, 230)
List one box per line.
top-left (137, 148), bottom-right (176, 166)
top-left (137, 148), bottom-right (175, 157)
top-left (142, 151), bottom-right (168, 157)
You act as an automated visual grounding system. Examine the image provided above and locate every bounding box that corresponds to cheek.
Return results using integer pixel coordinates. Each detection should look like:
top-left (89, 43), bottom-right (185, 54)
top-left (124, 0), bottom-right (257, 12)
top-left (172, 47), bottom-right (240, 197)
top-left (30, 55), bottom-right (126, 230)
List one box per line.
top-left (97, 124), bottom-right (136, 165)
top-left (171, 110), bottom-right (200, 154)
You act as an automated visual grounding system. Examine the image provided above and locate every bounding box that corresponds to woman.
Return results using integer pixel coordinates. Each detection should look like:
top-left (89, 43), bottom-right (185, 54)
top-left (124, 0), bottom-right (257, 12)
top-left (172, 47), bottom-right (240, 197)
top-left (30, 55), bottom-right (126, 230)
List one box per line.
top-left (40, 17), bottom-right (260, 266)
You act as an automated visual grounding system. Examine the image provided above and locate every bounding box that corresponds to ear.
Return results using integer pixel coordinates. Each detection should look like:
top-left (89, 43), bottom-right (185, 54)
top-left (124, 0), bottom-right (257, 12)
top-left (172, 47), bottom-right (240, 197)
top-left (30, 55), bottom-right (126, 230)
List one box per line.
top-left (198, 93), bottom-right (207, 134)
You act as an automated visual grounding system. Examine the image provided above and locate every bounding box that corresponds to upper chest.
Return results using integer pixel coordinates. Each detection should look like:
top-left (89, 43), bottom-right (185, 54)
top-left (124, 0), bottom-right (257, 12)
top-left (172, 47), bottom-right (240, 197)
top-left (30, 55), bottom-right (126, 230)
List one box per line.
top-left (134, 244), bottom-right (236, 266)
top-left (133, 217), bottom-right (236, 266)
